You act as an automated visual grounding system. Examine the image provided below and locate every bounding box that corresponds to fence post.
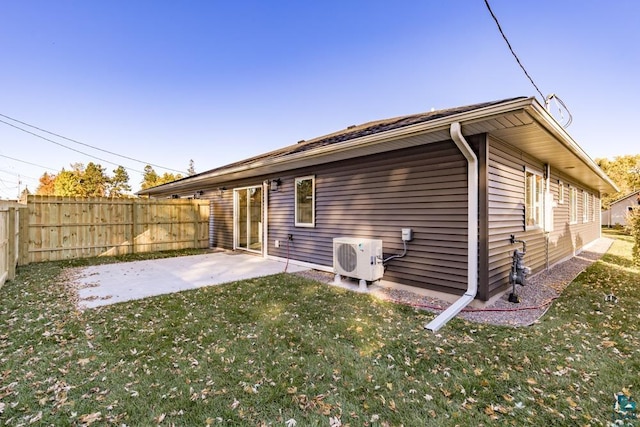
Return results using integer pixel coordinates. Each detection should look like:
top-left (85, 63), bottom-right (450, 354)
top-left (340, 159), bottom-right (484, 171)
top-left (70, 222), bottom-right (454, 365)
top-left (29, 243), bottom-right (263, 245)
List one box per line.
top-left (193, 202), bottom-right (200, 248)
top-left (7, 207), bottom-right (16, 280)
top-left (18, 206), bottom-right (29, 265)
top-left (131, 198), bottom-right (137, 254)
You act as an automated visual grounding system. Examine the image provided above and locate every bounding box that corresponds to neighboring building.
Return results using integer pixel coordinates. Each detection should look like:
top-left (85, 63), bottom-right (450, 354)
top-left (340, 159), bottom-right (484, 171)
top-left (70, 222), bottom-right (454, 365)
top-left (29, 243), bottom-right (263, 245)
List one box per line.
top-left (139, 97), bottom-right (617, 304)
top-left (602, 190), bottom-right (640, 227)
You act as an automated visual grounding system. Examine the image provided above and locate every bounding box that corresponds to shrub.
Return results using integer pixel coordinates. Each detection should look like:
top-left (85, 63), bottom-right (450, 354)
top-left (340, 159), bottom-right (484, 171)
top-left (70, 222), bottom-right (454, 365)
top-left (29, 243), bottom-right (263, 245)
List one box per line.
top-left (627, 208), bottom-right (640, 265)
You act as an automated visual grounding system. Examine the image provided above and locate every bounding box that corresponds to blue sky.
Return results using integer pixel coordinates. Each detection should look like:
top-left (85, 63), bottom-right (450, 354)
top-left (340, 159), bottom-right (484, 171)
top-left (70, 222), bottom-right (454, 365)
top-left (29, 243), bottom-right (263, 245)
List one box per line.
top-left (1, 0), bottom-right (638, 198)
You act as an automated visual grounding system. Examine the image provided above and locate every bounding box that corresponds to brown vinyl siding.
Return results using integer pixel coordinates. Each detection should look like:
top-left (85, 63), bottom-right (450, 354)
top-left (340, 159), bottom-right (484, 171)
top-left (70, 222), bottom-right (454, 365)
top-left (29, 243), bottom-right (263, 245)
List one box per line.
top-left (486, 136), bottom-right (602, 299)
top-left (202, 138), bottom-right (469, 296)
top-left (205, 132), bottom-right (602, 302)
top-left (269, 140), bottom-right (470, 295)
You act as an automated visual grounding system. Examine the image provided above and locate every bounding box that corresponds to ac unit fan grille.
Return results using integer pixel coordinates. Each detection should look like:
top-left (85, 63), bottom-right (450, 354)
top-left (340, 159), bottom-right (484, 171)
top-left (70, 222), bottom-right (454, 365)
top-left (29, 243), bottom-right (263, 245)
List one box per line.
top-left (335, 243), bottom-right (357, 273)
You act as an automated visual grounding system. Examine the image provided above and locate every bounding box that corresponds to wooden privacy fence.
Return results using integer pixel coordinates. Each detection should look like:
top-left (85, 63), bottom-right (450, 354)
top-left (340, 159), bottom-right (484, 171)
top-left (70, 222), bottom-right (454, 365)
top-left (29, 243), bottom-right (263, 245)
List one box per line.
top-left (0, 202), bottom-right (26, 288)
top-left (24, 196), bottom-right (210, 263)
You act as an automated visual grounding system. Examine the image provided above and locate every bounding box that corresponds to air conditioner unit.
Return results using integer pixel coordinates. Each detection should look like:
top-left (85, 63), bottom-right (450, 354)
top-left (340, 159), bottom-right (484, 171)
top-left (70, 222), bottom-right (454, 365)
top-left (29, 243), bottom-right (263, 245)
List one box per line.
top-left (333, 237), bottom-right (383, 283)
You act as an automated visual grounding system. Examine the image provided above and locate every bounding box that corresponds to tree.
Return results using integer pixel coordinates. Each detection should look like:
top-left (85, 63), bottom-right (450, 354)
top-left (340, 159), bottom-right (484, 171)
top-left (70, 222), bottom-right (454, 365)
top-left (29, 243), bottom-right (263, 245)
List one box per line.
top-left (53, 169), bottom-right (83, 196)
top-left (596, 154), bottom-right (640, 209)
top-left (187, 159), bottom-right (196, 176)
top-left (140, 165), bottom-right (183, 190)
top-left (82, 162), bottom-right (109, 197)
top-left (108, 166), bottom-right (131, 198)
top-left (141, 165), bottom-right (159, 190)
top-left (36, 172), bottom-right (56, 195)
top-left (35, 162), bottom-right (130, 197)
top-left (628, 209), bottom-right (640, 266)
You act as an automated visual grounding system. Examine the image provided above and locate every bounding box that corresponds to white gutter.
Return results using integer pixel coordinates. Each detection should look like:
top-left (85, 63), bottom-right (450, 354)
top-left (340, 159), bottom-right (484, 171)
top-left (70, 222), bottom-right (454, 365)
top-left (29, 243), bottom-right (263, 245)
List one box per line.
top-left (425, 122), bottom-right (478, 332)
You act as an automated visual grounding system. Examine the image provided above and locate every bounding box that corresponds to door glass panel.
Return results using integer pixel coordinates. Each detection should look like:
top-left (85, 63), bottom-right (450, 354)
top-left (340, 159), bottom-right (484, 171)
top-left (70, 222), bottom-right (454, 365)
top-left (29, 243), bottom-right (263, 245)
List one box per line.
top-left (237, 189), bottom-right (248, 249)
top-left (249, 187), bottom-right (262, 251)
top-left (235, 187), bottom-right (262, 252)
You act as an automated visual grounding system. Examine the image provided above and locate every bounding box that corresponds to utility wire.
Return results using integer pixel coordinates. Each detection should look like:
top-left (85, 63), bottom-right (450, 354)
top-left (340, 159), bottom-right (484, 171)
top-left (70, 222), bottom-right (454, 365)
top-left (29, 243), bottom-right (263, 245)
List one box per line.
top-left (0, 168), bottom-right (37, 181)
top-left (0, 153), bottom-right (57, 172)
top-left (0, 118), bottom-right (145, 174)
top-left (483, 0), bottom-right (545, 101)
top-left (0, 112), bottom-right (186, 174)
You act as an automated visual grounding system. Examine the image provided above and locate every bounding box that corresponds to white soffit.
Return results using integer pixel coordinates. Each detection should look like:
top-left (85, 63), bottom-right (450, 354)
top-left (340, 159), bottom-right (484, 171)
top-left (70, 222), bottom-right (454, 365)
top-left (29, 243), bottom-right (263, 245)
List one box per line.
top-left (488, 117), bottom-right (615, 193)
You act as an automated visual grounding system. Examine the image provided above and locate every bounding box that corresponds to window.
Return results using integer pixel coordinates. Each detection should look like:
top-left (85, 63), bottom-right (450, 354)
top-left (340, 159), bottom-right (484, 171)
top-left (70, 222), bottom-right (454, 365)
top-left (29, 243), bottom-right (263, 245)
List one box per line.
top-left (583, 191), bottom-right (589, 223)
top-left (295, 176), bottom-right (315, 227)
top-left (569, 186), bottom-right (578, 224)
top-left (558, 181), bottom-right (564, 204)
top-left (525, 170), bottom-right (544, 228)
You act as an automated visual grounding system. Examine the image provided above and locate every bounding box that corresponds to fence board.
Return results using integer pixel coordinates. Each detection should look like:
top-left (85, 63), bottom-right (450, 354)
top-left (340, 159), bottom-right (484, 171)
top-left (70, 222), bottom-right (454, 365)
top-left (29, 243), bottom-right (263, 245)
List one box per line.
top-left (0, 202), bottom-right (26, 288)
top-left (25, 196), bottom-right (210, 262)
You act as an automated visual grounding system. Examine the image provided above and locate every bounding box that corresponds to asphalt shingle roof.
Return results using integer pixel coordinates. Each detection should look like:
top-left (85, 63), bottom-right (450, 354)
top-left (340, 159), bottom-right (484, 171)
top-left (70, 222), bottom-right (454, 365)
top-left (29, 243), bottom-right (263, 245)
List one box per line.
top-left (189, 97), bottom-right (525, 179)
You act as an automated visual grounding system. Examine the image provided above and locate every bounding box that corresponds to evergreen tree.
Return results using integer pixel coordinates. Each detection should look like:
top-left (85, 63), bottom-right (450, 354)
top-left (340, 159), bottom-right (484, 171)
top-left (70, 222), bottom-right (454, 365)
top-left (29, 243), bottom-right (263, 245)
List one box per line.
top-left (141, 165), bottom-right (183, 189)
top-left (141, 165), bottom-right (159, 190)
top-left (108, 166), bottom-right (131, 198)
top-left (83, 162), bottom-right (109, 197)
top-left (187, 159), bottom-right (196, 176)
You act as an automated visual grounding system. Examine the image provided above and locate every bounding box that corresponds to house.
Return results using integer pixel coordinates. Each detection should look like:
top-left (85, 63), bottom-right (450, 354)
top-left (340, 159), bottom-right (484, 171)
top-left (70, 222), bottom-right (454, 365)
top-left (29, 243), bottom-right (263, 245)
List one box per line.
top-left (139, 97), bottom-right (617, 324)
top-left (601, 190), bottom-right (640, 227)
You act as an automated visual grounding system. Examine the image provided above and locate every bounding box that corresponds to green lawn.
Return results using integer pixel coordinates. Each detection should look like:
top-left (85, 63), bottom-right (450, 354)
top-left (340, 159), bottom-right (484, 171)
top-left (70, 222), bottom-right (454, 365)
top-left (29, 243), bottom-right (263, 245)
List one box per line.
top-left (1, 236), bottom-right (639, 426)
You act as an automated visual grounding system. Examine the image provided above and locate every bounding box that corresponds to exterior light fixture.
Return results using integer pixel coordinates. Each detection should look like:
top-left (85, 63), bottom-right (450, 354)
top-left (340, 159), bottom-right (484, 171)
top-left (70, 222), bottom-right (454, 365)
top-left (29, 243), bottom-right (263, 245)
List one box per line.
top-left (270, 178), bottom-right (282, 192)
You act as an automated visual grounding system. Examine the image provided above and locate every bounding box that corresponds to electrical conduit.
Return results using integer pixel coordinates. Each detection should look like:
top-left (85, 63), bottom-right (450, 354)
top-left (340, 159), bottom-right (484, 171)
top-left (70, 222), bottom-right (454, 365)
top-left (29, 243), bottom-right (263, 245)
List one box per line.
top-left (425, 122), bottom-right (479, 332)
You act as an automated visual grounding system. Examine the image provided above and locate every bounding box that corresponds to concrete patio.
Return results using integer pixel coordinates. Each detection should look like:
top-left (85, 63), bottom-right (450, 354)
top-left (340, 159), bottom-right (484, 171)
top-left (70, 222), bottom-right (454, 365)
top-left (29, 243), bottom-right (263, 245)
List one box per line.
top-left (71, 252), bottom-right (309, 309)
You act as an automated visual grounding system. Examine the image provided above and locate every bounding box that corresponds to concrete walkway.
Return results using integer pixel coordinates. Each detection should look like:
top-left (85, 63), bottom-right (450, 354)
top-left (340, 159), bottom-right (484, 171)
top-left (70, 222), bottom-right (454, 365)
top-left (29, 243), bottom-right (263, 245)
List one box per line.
top-left (72, 252), bottom-right (308, 309)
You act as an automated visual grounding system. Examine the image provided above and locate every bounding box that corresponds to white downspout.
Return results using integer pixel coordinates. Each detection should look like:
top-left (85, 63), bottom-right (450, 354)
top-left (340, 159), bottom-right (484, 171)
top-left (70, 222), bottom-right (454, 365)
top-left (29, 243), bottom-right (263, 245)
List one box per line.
top-left (263, 180), bottom-right (269, 258)
top-left (425, 122), bottom-right (478, 332)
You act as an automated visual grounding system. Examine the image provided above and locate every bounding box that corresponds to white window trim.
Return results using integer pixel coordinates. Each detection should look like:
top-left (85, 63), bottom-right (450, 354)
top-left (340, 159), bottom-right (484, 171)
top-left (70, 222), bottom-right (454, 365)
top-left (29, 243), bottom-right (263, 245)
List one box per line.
top-left (294, 175), bottom-right (315, 228)
top-left (583, 191), bottom-right (589, 223)
top-left (558, 180), bottom-right (565, 204)
top-left (569, 186), bottom-right (578, 224)
top-left (525, 169), bottom-right (544, 230)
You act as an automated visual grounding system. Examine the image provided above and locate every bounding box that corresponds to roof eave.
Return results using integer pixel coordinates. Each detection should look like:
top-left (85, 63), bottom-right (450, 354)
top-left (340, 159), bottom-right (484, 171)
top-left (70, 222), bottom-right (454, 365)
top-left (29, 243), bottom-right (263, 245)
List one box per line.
top-left (524, 100), bottom-right (619, 193)
top-left (139, 97), bottom-right (618, 197)
top-left (138, 98), bottom-right (536, 196)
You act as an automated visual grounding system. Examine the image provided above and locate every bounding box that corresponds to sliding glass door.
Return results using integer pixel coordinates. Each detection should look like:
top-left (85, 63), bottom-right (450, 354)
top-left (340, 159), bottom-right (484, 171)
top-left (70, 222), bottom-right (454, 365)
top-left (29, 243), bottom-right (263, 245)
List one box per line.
top-left (234, 186), bottom-right (263, 253)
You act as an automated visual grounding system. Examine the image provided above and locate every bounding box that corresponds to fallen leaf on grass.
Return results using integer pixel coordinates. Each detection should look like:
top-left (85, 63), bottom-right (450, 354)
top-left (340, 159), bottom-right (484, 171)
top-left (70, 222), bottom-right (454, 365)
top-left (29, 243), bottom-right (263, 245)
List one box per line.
top-left (231, 399), bottom-right (240, 409)
top-left (78, 412), bottom-right (102, 425)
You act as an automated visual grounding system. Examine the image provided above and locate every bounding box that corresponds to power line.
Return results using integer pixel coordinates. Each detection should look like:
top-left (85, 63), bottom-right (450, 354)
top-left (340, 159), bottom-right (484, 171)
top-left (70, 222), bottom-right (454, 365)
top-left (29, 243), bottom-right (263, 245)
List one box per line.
top-left (0, 113), bottom-right (187, 174)
top-left (0, 169), bottom-right (38, 181)
top-left (0, 118), bottom-right (145, 174)
top-left (0, 153), bottom-right (57, 172)
top-left (483, 0), bottom-right (545, 101)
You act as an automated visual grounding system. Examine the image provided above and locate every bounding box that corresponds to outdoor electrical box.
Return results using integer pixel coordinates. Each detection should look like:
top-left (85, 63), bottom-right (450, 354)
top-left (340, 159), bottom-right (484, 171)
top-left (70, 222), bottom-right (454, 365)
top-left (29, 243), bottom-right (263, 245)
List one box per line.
top-left (401, 228), bottom-right (413, 242)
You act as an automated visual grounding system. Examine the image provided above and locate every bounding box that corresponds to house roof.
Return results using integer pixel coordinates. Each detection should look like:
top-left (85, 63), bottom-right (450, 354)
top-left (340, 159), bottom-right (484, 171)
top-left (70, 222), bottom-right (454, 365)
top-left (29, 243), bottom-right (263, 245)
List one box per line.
top-left (139, 96), bottom-right (618, 197)
top-left (609, 190), bottom-right (640, 206)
